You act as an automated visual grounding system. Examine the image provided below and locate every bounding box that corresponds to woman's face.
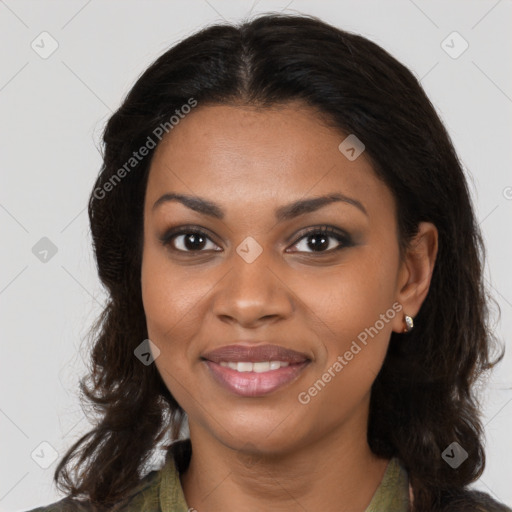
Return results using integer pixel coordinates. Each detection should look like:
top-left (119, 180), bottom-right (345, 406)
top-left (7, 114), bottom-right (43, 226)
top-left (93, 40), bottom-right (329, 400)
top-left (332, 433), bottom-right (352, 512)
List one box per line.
top-left (141, 102), bottom-right (416, 455)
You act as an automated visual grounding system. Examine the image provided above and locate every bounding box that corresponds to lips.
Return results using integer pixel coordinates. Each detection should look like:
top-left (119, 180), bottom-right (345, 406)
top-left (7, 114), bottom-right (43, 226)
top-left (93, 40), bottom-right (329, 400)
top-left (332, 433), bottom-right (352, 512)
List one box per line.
top-left (201, 343), bottom-right (311, 397)
top-left (201, 343), bottom-right (310, 364)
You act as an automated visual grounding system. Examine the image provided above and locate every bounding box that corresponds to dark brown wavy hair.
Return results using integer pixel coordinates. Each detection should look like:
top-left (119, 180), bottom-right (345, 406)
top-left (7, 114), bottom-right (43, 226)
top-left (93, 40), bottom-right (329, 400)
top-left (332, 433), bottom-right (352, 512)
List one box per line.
top-left (52, 13), bottom-right (507, 512)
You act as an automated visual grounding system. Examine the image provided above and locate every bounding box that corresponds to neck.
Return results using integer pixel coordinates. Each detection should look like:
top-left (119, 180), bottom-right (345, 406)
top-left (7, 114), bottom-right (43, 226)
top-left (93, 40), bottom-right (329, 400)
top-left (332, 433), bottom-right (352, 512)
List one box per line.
top-left (180, 409), bottom-right (390, 512)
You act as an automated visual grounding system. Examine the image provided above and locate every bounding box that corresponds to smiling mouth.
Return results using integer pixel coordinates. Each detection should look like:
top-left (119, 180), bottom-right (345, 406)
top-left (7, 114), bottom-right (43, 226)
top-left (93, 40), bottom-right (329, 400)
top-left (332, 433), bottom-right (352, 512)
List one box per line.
top-left (203, 359), bottom-right (311, 397)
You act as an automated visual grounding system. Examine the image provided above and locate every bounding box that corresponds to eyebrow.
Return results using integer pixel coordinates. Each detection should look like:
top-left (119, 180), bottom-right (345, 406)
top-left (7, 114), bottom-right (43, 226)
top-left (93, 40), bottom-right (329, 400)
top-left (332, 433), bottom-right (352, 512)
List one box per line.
top-left (152, 192), bottom-right (368, 221)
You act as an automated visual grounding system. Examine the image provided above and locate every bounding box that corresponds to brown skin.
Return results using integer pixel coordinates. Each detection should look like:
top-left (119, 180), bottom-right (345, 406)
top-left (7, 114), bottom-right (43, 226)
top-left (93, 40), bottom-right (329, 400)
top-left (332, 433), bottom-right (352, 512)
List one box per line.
top-left (141, 102), bottom-right (438, 512)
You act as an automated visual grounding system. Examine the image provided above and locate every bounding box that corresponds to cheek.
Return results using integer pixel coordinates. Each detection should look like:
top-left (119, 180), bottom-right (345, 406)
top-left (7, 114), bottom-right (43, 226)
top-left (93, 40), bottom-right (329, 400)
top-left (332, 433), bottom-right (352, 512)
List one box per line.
top-left (140, 246), bottom-right (207, 407)
top-left (304, 247), bottom-right (399, 369)
top-left (140, 243), bottom-right (205, 354)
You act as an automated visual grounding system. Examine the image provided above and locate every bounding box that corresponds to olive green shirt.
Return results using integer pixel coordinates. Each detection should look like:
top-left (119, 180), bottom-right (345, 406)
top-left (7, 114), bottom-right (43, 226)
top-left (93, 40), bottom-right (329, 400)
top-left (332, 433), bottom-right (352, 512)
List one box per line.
top-left (27, 439), bottom-right (411, 511)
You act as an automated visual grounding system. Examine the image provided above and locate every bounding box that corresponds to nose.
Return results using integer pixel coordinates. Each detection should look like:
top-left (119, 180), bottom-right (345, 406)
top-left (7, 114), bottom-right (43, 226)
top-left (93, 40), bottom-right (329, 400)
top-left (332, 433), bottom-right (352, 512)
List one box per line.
top-left (211, 246), bottom-right (294, 328)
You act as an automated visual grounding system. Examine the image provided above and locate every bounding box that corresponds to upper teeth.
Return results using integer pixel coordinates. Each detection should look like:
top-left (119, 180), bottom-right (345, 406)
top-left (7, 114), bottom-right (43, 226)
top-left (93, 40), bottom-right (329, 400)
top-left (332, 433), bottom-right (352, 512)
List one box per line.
top-left (219, 361), bottom-right (290, 372)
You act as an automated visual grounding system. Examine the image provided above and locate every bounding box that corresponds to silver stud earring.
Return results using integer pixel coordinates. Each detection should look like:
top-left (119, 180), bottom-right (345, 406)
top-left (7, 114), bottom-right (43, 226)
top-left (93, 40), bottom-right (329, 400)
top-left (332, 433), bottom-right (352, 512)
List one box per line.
top-left (403, 315), bottom-right (414, 333)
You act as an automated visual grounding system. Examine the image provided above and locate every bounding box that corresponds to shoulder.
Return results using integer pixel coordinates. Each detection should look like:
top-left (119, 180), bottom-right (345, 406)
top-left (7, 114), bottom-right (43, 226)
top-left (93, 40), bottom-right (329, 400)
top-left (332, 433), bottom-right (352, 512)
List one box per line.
top-left (436, 488), bottom-right (512, 512)
top-left (24, 439), bottom-right (191, 512)
top-left (24, 498), bottom-right (95, 512)
top-left (24, 466), bottom-right (162, 512)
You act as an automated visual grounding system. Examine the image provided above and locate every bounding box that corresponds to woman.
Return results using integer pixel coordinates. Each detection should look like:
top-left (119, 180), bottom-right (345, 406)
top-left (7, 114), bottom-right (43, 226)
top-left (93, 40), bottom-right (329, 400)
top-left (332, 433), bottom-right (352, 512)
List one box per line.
top-left (29, 13), bottom-right (511, 512)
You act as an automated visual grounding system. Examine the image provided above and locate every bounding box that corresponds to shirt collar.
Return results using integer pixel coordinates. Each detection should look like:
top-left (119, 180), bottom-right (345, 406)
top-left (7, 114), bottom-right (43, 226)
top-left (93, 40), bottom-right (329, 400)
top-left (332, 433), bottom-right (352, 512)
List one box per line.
top-left (364, 457), bottom-right (410, 511)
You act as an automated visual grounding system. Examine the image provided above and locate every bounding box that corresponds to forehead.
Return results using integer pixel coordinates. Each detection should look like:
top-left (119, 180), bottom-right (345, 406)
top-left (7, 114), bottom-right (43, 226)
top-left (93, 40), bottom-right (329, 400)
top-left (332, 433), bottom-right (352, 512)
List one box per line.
top-left (145, 103), bottom-right (394, 221)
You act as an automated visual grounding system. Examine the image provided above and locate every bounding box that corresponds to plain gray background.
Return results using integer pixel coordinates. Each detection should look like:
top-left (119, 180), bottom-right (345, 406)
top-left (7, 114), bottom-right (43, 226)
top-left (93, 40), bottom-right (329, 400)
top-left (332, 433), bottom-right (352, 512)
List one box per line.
top-left (1, 0), bottom-right (511, 510)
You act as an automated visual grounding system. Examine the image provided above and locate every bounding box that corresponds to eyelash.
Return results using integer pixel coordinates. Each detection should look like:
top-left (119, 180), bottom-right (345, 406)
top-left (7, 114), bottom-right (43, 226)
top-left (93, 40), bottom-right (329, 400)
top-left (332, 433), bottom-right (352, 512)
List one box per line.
top-left (159, 225), bottom-right (353, 255)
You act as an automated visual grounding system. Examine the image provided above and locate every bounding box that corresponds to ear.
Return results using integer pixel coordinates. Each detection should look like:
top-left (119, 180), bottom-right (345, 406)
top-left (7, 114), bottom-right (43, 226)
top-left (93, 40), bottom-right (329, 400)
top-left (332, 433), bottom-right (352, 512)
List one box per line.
top-left (391, 222), bottom-right (438, 333)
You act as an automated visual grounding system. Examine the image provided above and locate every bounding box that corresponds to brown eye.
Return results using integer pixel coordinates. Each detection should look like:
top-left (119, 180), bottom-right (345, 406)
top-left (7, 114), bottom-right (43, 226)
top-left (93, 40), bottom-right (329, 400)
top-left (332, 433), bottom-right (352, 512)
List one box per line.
top-left (161, 228), bottom-right (221, 253)
top-left (289, 226), bottom-right (353, 254)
